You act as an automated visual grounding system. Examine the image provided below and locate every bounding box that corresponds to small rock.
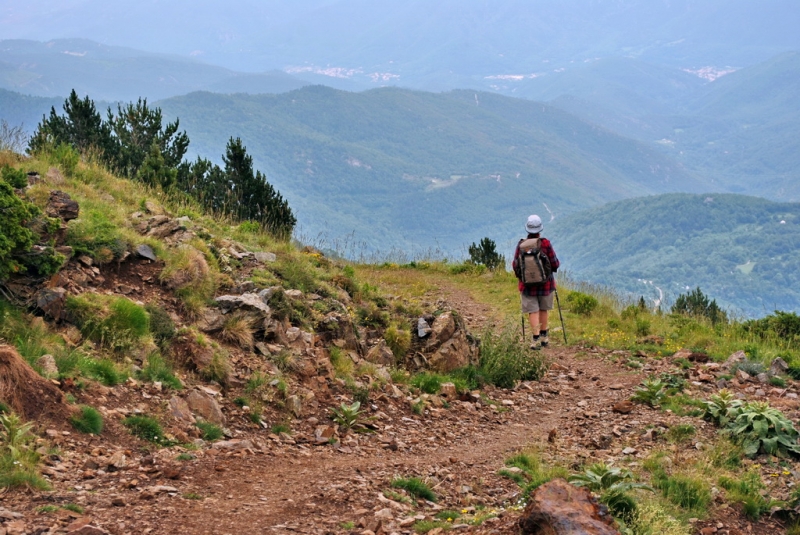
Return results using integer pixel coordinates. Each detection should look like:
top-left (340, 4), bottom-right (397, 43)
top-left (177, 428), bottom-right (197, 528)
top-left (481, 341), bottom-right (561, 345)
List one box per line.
top-left (612, 400), bottom-right (634, 414)
top-left (36, 354), bottom-right (59, 377)
top-left (135, 244), bottom-right (157, 261)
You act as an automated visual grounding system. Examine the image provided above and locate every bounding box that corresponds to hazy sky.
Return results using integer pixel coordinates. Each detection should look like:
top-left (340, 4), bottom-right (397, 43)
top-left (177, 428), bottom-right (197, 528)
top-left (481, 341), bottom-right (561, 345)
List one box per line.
top-left (3, 0), bottom-right (799, 74)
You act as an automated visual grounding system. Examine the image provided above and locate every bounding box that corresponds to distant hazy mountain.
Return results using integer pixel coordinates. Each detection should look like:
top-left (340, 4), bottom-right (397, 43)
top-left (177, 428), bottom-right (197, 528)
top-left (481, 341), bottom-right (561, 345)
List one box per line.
top-left (547, 193), bottom-right (800, 318)
top-left (155, 86), bottom-right (707, 255)
top-left (2, 1), bottom-right (799, 89)
top-left (0, 39), bottom-right (311, 101)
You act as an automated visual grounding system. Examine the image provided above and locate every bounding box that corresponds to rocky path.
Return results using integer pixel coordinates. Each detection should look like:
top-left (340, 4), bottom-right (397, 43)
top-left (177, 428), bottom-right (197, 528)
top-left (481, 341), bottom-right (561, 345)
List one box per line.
top-left (3, 281), bottom-right (790, 535)
top-left (94, 348), bottom-right (645, 535)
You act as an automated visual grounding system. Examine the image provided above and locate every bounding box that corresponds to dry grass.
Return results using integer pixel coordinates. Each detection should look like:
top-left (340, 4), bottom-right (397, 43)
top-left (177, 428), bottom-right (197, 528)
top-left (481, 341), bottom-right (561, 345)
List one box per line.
top-left (221, 312), bottom-right (258, 350)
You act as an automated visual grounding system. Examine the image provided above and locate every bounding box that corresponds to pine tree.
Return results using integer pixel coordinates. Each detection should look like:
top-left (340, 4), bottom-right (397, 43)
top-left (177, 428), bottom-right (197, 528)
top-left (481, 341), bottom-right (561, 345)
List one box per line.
top-left (28, 90), bottom-right (114, 156)
top-left (468, 237), bottom-right (504, 270)
top-left (221, 138), bottom-right (296, 238)
top-left (106, 98), bottom-right (189, 181)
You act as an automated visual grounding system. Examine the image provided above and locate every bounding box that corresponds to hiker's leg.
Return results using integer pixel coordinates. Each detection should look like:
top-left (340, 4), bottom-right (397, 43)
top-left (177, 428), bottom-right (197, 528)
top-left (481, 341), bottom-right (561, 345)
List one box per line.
top-left (528, 311), bottom-right (541, 335)
top-left (540, 310), bottom-right (549, 331)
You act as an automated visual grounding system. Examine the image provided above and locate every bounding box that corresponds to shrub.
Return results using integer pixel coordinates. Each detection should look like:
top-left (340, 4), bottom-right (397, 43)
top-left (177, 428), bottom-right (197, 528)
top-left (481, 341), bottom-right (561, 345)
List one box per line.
top-left (468, 237), bottom-right (504, 270)
top-left (0, 169), bottom-right (39, 280)
top-left (391, 477), bottom-right (437, 502)
top-left (145, 303), bottom-right (175, 348)
top-left (566, 291), bottom-right (598, 316)
top-left (138, 353), bottom-right (182, 389)
top-left (122, 415), bottom-right (165, 444)
top-left (69, 405), bottom-right (103, 434)
top-left (82, 357), bottom-right (127, 386)
top-left (504, 452), bottom-right (569, 497)
top-left (384, 324), bottom-right (411, 360)
top-left (66, 293), bottom-right (150, 352)
top-left (195, 420), bottom-right (223, 441)
top-left (411, 372), bottom-right (446, 394)
top-left (65, 208), bottom-right (129, 263)
top-left (671, 287), bottom-right (727, 325)
top-left (478, 325), bottom-right (547, 388)
top-left (329, 347), bottom-right (354, 378)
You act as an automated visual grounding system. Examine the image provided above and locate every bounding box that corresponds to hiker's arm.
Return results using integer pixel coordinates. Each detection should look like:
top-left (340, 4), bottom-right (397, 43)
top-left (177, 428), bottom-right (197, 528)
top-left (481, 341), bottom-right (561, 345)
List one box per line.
top-left (546, 243), bottom-right (560, 272)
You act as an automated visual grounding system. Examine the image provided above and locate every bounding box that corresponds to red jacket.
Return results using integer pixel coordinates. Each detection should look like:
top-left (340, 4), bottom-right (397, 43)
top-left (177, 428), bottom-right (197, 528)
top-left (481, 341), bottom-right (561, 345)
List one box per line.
top-left (512, 236), bottom-right (560, 296)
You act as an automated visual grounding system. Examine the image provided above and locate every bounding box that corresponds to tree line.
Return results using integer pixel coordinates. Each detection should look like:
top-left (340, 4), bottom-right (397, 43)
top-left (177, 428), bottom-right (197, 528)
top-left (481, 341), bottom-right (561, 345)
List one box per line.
top-left (29, 90), bottom-right (295, 238)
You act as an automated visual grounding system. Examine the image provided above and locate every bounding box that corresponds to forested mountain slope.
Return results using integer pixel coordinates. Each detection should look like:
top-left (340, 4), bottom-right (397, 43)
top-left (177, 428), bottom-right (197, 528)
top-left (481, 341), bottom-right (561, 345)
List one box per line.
top-left (548, 193), bottom-right (800, 317)
top-left (156, 86), bottom-right (707, 254)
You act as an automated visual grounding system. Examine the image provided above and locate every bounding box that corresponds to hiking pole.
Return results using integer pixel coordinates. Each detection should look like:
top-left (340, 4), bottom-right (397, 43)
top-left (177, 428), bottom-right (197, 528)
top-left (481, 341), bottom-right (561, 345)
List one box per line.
top-left (520, 293), bottom-right (526, 341)
top-left (554, 288), bottom-right (568, 344)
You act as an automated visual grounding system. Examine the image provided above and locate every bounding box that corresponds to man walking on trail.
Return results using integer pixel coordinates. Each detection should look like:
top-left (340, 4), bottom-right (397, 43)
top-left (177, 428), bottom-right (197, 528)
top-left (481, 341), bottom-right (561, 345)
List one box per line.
top-left (512, 214), bottom-right (560, 350)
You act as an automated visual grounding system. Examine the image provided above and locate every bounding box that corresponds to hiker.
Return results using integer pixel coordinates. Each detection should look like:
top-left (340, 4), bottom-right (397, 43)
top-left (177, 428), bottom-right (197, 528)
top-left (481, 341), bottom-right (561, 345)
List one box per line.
top-left (512, 214), bottom-right (560, 350)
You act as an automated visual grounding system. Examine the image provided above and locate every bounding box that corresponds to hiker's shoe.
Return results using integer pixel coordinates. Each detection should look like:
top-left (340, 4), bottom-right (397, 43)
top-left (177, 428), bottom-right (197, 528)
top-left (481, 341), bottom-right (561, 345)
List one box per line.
top-left (530, 339), bottom-right (541, 350)
top-left (540, 334), bottom-right (549, 347)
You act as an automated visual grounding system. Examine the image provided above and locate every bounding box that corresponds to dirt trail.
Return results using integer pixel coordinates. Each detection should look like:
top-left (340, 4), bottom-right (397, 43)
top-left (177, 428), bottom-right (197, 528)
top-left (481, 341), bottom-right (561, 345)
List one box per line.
top-left (6, 281), bottom-right (786, 535)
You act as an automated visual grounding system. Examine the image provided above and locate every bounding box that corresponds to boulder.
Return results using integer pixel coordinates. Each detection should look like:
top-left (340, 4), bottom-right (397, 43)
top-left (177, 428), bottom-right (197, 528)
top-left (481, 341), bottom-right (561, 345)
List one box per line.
top-left (168, 396), bottom-right (195, 424)
top-left (769, 357), bottom-right (789, 377)
top-left (428, 312), bottom-right (456, 348)
top-left (366, 340), bottom-right (395, 367)
top-left (428, 331), bottom-right (475, 373)
top-left (254, 252), bottom-right (277, 263)
top-left (46, 190), bottom-right (80, 221)
top-left (36, 287), bottom-right (67, 320)
top-left (723, 350), bottom-right (747, 370)
top-left (215, 293), bottom-right (271, 315)
top-left (36, 354), bottom-right (59, 378)
top-left (417, 317), bottom-right (432, 338)
top-left (136, 244), bottom-right (157, 261)
top-left (518, 479), bottom-right (619, 535)
top-left (186, 389), bottom-right (225, 425)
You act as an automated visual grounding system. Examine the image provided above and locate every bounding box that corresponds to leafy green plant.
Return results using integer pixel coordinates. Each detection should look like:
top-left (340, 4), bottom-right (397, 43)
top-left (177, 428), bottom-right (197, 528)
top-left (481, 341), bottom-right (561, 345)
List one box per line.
top-left (703, 389), bottom-right (743, 426)
top-left (122, 415), bottom-right (166, 444)
top-left (391, 477), bottom-right (437, 502)
top-left (568, 463), bottom-right (652, 494)
top-left (631, 378), bottom-right (666, 407)
top-left (69, 405), bottom-right (103, 434)
top-left (0, 412), bottom-right (49, 490)
top-left (195, 420), bottom-right (223, 441)
top-left (726, 401), bottom-right (800, 457)
top-left (330, 401), bottom-right (361, 430)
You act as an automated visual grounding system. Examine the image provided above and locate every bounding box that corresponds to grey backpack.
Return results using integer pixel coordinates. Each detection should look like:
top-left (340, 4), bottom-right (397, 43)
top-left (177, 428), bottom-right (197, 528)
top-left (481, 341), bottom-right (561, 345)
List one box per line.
top-left (516, 238), bottom-right (552, 286)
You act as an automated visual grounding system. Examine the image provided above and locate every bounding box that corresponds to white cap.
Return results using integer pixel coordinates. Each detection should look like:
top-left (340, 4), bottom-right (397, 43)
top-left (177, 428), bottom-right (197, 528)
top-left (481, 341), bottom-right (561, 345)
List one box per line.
top-left (525, 214), bottom-right (543, 234)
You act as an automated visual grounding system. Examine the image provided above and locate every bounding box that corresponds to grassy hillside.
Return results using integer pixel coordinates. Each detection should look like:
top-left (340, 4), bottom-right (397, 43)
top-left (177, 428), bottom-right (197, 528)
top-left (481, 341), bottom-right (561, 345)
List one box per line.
top-left (548, 193), bottom-right (800, 317)
top-left (156, 86), bottom-right (707, 255)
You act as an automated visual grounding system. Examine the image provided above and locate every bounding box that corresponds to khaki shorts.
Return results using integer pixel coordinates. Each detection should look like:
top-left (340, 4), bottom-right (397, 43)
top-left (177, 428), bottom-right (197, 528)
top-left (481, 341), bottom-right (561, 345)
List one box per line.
top-left (521, 293), bottom-right (554, 313)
